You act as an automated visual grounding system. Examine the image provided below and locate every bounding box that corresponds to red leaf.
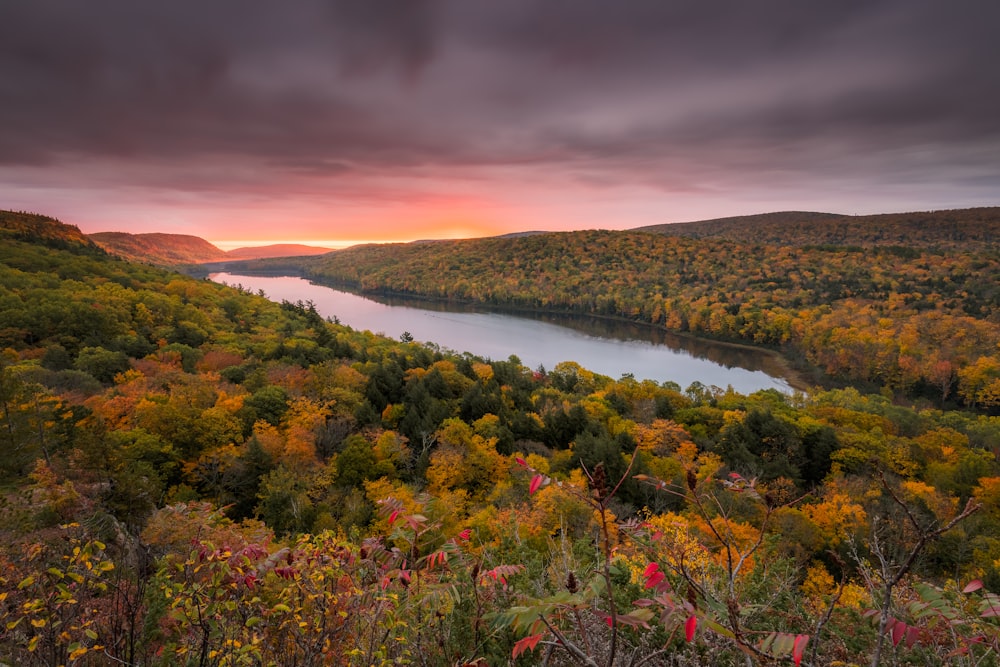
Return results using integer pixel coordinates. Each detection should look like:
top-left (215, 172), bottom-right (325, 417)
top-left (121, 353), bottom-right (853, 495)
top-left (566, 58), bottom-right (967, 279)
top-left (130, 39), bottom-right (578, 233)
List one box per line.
top-left (792, 634), bottom-right (809, 666)
top-left (963, 579), bottom-right (984, 593)
top-left (644, 571), bottom-right (665, 589)
top-left (387, 510), bottom-right (400, 526)
top-left (515, 457), bottom-right (528, 467)
top-left (512, 634), bottom-right (543, 658)
top-left (905, 625), bottom-right (920, 648)
top-left (457, 529), bottom-right (472, 541)
top-left (685, 615), bottom-right (697, 642)
top-left (529, 474), bottom-right (545, 495)
top-left (891, 619), bottom-right (906, 647)
top-left (643, 562), bottom-right (659, 579)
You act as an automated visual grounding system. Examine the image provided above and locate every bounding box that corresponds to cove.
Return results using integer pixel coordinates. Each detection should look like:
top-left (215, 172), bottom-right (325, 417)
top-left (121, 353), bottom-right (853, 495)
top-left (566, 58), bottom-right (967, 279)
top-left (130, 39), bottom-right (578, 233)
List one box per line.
top-left (209, 273), bottom-right (796, 394)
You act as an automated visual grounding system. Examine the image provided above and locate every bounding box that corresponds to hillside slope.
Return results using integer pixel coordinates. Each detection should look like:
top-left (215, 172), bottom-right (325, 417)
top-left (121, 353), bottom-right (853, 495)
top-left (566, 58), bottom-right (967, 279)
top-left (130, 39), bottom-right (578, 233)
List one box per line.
top-left (89, 231), bottom-right (228, 264)
top-left (1, 209), bottom-right (101, 251)
top-left (635, 207), bottom-right (1000, 248)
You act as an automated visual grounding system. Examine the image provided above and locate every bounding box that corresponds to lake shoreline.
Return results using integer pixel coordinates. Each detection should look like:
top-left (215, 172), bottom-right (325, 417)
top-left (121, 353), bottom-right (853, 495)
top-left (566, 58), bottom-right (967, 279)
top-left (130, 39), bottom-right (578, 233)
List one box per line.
top-left (205, 268), bottom-right (812, 393)
top-left (329, 281), bottom-right (812, 392)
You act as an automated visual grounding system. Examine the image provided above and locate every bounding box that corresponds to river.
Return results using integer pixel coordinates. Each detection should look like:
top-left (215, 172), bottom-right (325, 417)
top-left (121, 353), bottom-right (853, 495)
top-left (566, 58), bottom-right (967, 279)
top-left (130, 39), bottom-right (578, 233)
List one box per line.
top-left (209, 273), bottom-right (796, 394)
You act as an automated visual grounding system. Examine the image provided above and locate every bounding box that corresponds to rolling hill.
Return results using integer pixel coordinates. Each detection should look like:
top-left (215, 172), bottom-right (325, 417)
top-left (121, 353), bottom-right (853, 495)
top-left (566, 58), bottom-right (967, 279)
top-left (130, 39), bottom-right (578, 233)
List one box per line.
top-left (225, 243), bottom-right (333, 260)
top-left (89, 231), bottom-right (227, 264)
top-left (89, 231), bottom-right (332, 265)
top-left (634, 207), bottom-right (1000, 247)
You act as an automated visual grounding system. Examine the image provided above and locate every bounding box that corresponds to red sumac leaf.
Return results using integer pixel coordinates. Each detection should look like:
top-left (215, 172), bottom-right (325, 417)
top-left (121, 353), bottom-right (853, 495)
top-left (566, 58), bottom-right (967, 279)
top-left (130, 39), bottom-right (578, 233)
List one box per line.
top-left (685, 615), bottom-right (697, 642)
top-left (512, 633), bottom-right (543, 659)
top-left (891, 619), bottom-right (906, 647)
top-left (529, 474), bottom-right (545, 496)
top-left (792, 634), bottom-right (809, 666)
top-left (963, 579), bottom-right (984, 593)
top-left (644, 571), bottom-right (665, 589)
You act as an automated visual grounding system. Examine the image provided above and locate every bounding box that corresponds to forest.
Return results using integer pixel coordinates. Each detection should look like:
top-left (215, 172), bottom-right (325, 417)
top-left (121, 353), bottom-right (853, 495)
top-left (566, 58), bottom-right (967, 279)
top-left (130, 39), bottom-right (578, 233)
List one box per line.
top-left (2, 209), bottom-right (1000, 665)
top-left (260, 208), bottom-right (1000, 409)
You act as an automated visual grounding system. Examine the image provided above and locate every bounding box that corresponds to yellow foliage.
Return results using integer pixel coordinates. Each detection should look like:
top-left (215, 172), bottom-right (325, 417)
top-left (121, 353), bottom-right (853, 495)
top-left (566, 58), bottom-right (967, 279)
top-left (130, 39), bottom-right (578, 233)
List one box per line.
top-left (974, 476), bottom-right (1000, 511)
top-left (525, 482), bottom-right (597, 546)
top-left (252, 421), bottom-right (285, 459)
top-left (633, 419), bottom-right (696, 456)
top-left (722, 410), bottom-right (746, 426)
top-left (213, 390), bottom-right (245, 413)
top-left (901, 480), bottom-right (958, 521)
top-left (643, 512), bottom-right (716, 580)
top-left (520, 452), bottom-right (550, 475)
top-left (800, 562), bottom-right (869, 611)
top-left (404, 367), bottom-right (427, 382)
top-left (801, 561), bottom-right (836, 602)
top-left (114, 368), bottom-right (144, 385)
top-left (696, 451), bottom-right (724, 481)
top-left (675, 440), bottom-right (699, 467)
top-left (471, 362), bottom-right (494, 383)
top-left (839, 582), bottom-right (870, 609)
top-left (426, 447), bottom-right (464, 495)
top-left (803, 491), bottom-right (868, 547)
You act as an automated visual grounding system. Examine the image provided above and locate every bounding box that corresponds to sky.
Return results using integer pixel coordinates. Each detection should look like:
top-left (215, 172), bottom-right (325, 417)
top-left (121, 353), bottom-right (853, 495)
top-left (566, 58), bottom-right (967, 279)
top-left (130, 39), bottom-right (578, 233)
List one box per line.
top-left (2, 1), bottom-right (999, 249)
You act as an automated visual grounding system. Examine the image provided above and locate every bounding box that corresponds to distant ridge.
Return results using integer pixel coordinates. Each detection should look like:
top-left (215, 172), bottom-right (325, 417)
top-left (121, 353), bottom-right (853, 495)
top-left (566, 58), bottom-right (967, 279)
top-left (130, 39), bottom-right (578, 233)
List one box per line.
top-left (493, 230), bottom-right (550, 239)
top-left (636, 211), bottom-right (847, 235)
top-left (225, 244), bottom-right (333, 260)
top-left (634, 207), bottom-right (1000, 247)
top-left (89, 232), bottom-right (333, 266)
top-left (90, 232), bottom-right (228, 265)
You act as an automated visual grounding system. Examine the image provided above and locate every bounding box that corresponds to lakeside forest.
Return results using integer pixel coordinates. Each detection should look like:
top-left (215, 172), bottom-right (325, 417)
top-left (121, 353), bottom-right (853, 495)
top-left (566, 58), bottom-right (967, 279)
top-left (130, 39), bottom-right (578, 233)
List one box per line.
top-left (2, 209), bottom-right (1000, 666)
top-left (268, 207), bottom-right (1000, 408)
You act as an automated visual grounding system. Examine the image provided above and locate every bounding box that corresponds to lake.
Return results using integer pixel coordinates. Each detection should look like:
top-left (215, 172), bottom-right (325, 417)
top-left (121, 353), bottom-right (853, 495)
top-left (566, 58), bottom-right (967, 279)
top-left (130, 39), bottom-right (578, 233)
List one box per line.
top-left (209, 273), bottom-right (796, 394)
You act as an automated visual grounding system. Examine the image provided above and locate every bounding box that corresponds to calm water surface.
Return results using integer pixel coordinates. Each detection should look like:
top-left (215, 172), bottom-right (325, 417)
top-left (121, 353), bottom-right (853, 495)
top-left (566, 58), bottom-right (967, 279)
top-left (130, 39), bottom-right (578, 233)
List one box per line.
top-left (210, 273), bottom-right (795, 394)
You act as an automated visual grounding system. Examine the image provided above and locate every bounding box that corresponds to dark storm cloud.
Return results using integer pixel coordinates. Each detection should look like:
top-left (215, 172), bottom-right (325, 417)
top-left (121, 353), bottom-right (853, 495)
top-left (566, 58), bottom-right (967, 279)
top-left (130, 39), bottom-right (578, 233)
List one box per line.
top-left (1, 0), bottom-right (999, 202)
top-left (0, 0), bottom-right (443, 165)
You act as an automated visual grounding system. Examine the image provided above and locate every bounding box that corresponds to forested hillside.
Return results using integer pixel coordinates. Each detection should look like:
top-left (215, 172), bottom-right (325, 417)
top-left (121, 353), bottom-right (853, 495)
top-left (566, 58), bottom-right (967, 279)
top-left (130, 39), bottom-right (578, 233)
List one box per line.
top-left (635, 207), bottom-right (1000, 248)
top-left (90, 231), bottom-right (228, 265)
top-left (283, 214), bottom-right (1000, 408)
top-left (3, 211), bottom-right (1000, 665)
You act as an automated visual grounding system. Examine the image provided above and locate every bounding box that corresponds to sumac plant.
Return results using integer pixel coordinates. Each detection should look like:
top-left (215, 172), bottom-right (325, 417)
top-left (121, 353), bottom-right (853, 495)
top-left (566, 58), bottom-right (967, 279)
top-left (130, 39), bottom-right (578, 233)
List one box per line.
top-left (496, 456), bottom-right (812, 666)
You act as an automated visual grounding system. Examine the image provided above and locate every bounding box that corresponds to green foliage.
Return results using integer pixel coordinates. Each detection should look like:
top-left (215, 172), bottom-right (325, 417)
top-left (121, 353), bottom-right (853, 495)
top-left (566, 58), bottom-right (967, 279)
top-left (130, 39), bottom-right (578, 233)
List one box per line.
top-left (75, 346), bottom-right (131, 384)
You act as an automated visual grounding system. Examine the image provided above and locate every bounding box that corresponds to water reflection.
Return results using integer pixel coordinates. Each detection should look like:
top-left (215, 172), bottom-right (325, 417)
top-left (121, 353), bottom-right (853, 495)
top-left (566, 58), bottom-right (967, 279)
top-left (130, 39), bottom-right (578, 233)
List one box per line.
top-left (365, 291), bottom-right (793, 381)
top-left (209, 273), bottom-right (796, 394)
